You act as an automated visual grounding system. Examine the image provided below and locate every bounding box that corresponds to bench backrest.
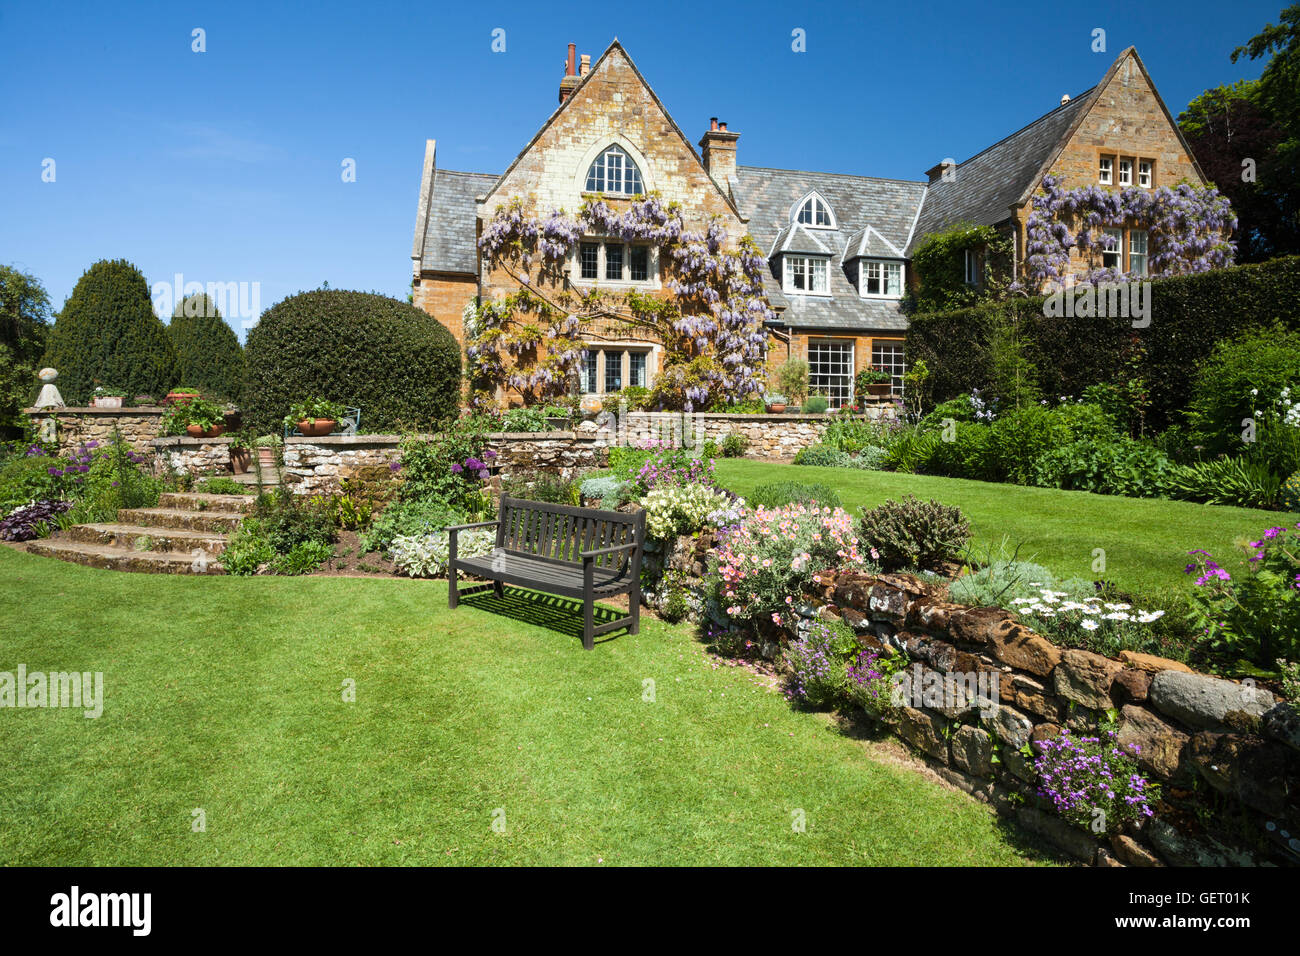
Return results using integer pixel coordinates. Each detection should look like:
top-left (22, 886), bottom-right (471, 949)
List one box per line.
top-left (496, 496), bottom-right (644, 573)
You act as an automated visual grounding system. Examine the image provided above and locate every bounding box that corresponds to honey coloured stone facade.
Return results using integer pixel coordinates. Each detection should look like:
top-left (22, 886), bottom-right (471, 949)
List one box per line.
top-left (412, 42), bottom-right (1215, 410)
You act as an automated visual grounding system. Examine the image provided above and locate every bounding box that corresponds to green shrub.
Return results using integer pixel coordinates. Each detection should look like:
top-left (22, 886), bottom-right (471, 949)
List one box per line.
top-left (0, 454), bottom-right (66, 513)
top-left (578, 474), bottom-right (628, 508)
top-left (801, 394), bottom-right (829, 415)
top-left (720, 432), bottom-right (749, 458)
top-left (500, 471), bottom-right (579, 506)
top-left (1282, 472), bottom-right (1300, 512)
top-left (361, 497), bottom-right (466, 553)
top-left (168, 294), bottom-right (244, 404)
top-left (948, 560), bottom-right (1058, 608)
top-left (748, 481), bottom-right (842, 510)
top-left (0, 265), bottom-right (51, 430)
top-left (220, 522), bottom-right (276, 575)
top-left (859, 495), bottom-right (971, 571)
top-left (1169, 456), bottom-right (1283, 510)
top-left (1186, 323), bottom-right (1300, 456)
top-left (500, 407), bottom-right (554, 432)
top-left (792, 443), bottom-right (849, 467)
top-left (602, 385), bottom-right (652, 412)
top-left (267, 539), bottom-right (333, 576)
top-left (783, 618), bottom-right (858, 708)
top-left (774, 358), bottom-right (809, 406)
top-left (243, 290), bottom-right (460, 433)
top-left (987, 403), bottom-right (1114, 485)
top-left (1030, 437), bottom-right (1178, 498)
top-left (196, 477), bottom-right (246, 495)
top-left (42, 259), bottom-right (177, 405)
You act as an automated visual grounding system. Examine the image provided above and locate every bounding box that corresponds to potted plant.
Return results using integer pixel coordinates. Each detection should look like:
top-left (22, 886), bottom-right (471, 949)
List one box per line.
top-left (166, 387), bottom-right (200, 406)
top-left (765, 393), bottom-right (789, 414)
top-left (856, 368), bottom-right (894, 400)
top-left (133, 394), bottom-right (156, 407)
top-left (253, 434), bottom-right (282, 469)
top-left (541, 403), bottom-right (573, 430)
top-left (182, 398), bottom-right (228, 438)
top-left (92, 387), bottom-right (126, 409)
top-left (284, 398), bottom-right (345, 437)
top-left (228, 432), bottom-right (252, 474)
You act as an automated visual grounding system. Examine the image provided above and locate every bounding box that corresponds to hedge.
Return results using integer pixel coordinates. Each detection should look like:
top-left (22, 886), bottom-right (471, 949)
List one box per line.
top-left (168, 294), bottom-right (245, 404)
top-left (905, 256), bottom-right (1300, 429)
top-left (42, 259), bottom-right (177, 405)
top-left (243, 290), bottom-right (461, 434)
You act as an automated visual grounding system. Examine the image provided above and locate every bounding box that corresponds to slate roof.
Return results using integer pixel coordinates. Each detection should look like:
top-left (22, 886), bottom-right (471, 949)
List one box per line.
top-left (733, 166), bottom-right (926, 332)
top-left (905, 89), bottom-right (1096, 254)
top-left (416, 168), bottom-right (497, 275)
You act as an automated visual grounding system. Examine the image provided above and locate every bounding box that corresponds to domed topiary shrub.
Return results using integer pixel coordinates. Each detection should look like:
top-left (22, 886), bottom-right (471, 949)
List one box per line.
top-left (168, 293), bottom-right (245, 404)
top-left (243, 290), bottom-right (461, 433)
top-left (42, 259), bottom-right (177, 405)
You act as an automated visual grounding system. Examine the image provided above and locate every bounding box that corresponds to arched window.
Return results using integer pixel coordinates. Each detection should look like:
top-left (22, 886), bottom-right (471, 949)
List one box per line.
top-left (794, 193), bottom-right (834, 228)
top-left (584, 146), bottom-right (645, 196)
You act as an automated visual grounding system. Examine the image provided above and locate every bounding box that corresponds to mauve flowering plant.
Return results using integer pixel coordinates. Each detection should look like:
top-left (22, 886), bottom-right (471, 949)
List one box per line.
top-left (783, 619), bottom-right (858, 706)
top-left (711, 502), bottom-right (876, 628)
top-left (1032, 729), bottom-right (1158, 833)
top-left (0, 499), bottom-right (73, 541)
top-left (1184, 523), bottom-right (1300, 667)
top-left (846, 646), bottom-right (909, 719)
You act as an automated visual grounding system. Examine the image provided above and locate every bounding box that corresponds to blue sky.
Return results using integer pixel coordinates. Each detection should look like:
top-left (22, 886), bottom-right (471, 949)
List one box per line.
top-left (0, 0), bottom-right (1281, 336)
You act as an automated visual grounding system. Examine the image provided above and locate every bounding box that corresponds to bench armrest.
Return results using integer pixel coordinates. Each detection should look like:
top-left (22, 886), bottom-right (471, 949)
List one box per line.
top-left (581, 541), bottom-right (638, 560)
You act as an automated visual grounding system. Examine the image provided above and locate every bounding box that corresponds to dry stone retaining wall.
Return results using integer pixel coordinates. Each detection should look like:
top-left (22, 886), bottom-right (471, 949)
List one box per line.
top-left (25, 407), bottom-right (164, 455)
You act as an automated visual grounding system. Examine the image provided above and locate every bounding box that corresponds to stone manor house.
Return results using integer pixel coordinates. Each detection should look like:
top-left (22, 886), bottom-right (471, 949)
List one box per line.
top-left (411, 41), bottom-right (1208, 408)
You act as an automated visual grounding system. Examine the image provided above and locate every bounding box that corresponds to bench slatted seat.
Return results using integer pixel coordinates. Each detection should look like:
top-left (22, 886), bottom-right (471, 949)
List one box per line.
top-left (448, 496), bottom-right (646, 650)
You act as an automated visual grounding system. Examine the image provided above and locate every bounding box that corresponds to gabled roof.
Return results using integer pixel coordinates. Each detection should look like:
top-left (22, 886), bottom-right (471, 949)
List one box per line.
top-left (906, 90), bottom-right (1096, 253)
top-left (841, 225), bottom-right (906, 261)
top-left (415, 166), bottom-right (498, 275)
top-left (734, 166), bottom-right (924, 331)
top-left (478, 40), bottom-right (742, 221)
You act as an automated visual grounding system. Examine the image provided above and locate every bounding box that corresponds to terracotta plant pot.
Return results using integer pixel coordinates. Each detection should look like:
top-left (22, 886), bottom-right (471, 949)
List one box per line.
top-left (864, 383), bottom-right (893, 399)
top-left (167, 392), bottom-right (199, 406)
top-left (258, 448), bottom-right (277, 468)
top-left (767, 403), bottom-right (786, 414)
top-left (185, 424), bottom-right (226, 439)
top-left (296, 419), bottom-right (337, 437)
top-left (230, 448), bottom-right (251, 475)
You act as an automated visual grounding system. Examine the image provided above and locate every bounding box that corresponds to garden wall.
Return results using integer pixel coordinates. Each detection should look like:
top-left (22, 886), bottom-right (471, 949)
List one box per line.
top-left (774, 567), bottom-right (1299, 866)
top-left (151, 432), bottom-right (610, 494)
top-left (25, 407), bottom-right (164, 455)
top-left (621, 406), bottom-right (897, 459)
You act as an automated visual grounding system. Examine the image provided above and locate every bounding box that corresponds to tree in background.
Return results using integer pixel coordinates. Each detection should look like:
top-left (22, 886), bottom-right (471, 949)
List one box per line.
top-left (0, 265), bottom-right (52, 431)
top-left (168, 293), bottom-right (245, 403)
top-left (42, 259), bottom-right (177, 405)
top-left (1182, 5), bottom-right (1300, 260)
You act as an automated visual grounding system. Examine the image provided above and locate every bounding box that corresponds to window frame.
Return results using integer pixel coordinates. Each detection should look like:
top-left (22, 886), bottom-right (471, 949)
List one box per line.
top-left (1101, 227), bottom-right (1124, 271)
top-left (583, 145), bottom-right (646, 198)
top-left (870, 339), bottom-right (907, 397)
top-left (1099, 155), bottom-right (1114, 185)
top-left (794, 193), bottom-right (836, 229)
top-left (580, 345), bottom-right (655, 396)
top-left (782, 254), bottom-right (831, 296)
top-left (1138, 160), bottom-right (1153, 188)
top-left (570, 240), bottom-right (658, 287)
top-left (807, 339), bottom-right (856, 409)
top-left (859, 258), bottom-right (904, 299)
top-left (964, 248), bottom-right (981, 287)
top-left (1118, 158), bottom-right (1133, 186)
top-left (1128, 228), bottom-right (1148, 276)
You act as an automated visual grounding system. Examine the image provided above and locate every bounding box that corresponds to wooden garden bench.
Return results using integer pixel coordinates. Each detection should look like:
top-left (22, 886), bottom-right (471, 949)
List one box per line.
top-left (447, 496), bottom-right (646, 650)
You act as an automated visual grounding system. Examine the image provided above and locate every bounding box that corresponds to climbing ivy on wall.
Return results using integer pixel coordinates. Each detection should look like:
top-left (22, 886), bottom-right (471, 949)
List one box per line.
top-left (471, 194), bottom-right (773, 411)
top-left (1023, 174), bottom-right (1237, 288)
top-left (907, 223), bottom-right (1012, 315)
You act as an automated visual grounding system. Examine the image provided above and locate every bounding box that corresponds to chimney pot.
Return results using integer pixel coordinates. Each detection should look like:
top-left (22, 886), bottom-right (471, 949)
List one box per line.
top-left (710, 117), bottom-right (718, 131)
top-left (579, 53), bottom-right (590, 76)
top-left (719, 121), bottom-right (727, 132)
top-left (566, 43), bottom-right (576, 77)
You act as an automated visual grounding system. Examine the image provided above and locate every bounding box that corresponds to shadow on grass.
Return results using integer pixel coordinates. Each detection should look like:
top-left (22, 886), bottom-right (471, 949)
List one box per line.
top-left (459, 586), bottom-right (628, 647)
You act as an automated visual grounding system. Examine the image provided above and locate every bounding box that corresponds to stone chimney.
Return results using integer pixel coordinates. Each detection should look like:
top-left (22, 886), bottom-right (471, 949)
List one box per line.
top-left (1060, 93), bottom-right (1071, 106)
top-left (698, 117), bottom-right (740, 189)
top-left (559, 43), bottom-right (580, 103)
top-left (580, 54), bottom-right (591, 76)
top-left (925, 159), bottom-right (956, 184)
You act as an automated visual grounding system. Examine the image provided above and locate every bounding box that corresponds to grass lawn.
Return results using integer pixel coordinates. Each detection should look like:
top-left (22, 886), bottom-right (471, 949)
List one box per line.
top-left (0, 546), bottom-right (1056, 866)
top-left (714, 458), bottom-right (1295, 597)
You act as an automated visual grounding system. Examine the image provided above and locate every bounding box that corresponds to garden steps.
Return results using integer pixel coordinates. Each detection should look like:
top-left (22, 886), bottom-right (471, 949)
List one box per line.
top-left (25, 492), bottom-right (257, 575)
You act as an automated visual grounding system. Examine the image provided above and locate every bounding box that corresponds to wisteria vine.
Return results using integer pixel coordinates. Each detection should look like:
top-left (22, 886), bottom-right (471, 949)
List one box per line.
top-left (471, 194), bottom-right (773, 410)
top-left (1023, 174), bottom-right (1237, 289)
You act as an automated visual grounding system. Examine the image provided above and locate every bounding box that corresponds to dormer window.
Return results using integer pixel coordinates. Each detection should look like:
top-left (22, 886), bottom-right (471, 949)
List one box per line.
top-left (584, 146), bottom-right (644, 196)
top-left (783, 255), bottom-right (829, 295)
top-left (794, 194), bottom-right (835, 228)
top-left (860, 259), bottom-right (903, 298)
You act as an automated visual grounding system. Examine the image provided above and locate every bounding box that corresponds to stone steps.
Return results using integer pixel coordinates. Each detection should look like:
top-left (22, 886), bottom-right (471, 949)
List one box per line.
top-left (25, 491), bottom-right (256, 574)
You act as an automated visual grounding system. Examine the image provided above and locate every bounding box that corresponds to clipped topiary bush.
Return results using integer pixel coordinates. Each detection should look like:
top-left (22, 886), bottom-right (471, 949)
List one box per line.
top-left (42, 259), bottom-right (177, 405)
top-left (168, 293), bottom-right (245, 404)
top-left (243, 291), bottom-right (461, 433)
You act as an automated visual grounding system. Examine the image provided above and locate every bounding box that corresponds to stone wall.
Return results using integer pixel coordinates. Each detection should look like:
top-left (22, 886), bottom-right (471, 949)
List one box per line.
top-left (26, 407), bottom-right (165, 455)
top-left (620, 407), bottom-right (897, 459)
top-left (781, 569), bottom-right (1299, 867)
top-left (152, 432), bottom-right (610, 495)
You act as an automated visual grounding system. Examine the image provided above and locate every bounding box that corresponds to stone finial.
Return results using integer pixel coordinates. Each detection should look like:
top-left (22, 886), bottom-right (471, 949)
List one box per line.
top-left (34, 368), bottom-right (65, 409)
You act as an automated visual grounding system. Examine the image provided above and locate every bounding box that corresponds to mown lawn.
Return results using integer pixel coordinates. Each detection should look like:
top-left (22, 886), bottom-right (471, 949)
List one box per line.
top-left (714, 458), bottom-right (1294, 597)
top-left (0, 546), bottom-right (1055, 866)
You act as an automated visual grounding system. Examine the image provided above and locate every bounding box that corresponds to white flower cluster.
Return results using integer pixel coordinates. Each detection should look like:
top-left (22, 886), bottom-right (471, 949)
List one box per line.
top-left (1011, 589), bottom-right (1165, 632)
top-left (641, 484), bottom-right (733, 539)
top-left (390, 528), bottom-right (496, 579)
